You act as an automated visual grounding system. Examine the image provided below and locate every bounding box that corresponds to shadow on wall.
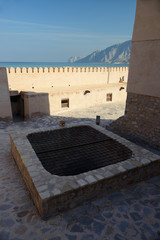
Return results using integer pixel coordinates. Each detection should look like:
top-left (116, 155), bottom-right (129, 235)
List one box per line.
top-left (21, 91), bottom-right (50, 121)
top-left (10, 91), bottom-right (24, 121)
top-left (0, 67), bottom-right (12, 121)
top-left (0, 67), bottom-right (50, 122)
top-left (9, 90), bottom-right (50, 122)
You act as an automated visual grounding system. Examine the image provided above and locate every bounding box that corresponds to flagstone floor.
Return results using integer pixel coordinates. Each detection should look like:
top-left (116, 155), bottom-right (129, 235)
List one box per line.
top-left (0, 103), bottom-right (160, 240)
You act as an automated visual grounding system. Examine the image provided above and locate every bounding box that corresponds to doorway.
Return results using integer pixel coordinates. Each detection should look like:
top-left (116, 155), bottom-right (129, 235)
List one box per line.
top-left (10, 91), bottom-right (24, 121)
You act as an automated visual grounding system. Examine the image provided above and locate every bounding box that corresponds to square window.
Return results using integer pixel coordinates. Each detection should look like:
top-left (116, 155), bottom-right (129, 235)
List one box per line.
top-left (61, 99), bottom-right (69, 108)
top-left (106, 93), bottom-right (112, 102)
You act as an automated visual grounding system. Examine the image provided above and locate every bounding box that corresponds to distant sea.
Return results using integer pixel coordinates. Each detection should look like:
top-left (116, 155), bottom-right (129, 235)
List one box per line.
top-left (0, 62), bottom-right (129, 68)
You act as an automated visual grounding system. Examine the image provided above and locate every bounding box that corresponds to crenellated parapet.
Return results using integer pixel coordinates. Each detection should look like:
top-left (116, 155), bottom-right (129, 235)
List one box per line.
top-left (7, 66), bottom-right (128, 74)
top-left (3, 66), bottom-right (129, 93)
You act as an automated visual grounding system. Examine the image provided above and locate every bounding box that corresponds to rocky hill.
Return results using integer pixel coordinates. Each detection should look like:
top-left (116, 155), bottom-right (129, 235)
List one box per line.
top-left (68, 56), bottom-right (85, 63)
top-left (69, 40), bottom-right (131, 64)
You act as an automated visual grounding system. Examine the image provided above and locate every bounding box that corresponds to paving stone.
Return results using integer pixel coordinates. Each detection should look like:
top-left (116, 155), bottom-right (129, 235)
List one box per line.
top-left (103, 212), bottom-right (113, 219)
top-left (0, 219), bottom-right (14, 227)
top-left (68, 181), bottom-right (79, 189)
top-left (108, 191), bottom-right (124, 200)
top-left (104, 225), bottom-right (114, 235)
top-left (94, 215), bottom-right (105, 222)
top-left (37, 185), bottom-right (48, 192)
top-left (122, 162), bottom-right (136, 170)
top-left (130, 212), bottom-right (143, 222)
top-left (39, 190), bottom-right (50, 199)
top-left (0, 204), bottom-right (12, 211)
top-left (70, 224), bottom-right (84, 233)
top-left (140, 158), bottom-right (151, 165)
top-left (117, 165), bottom-right (126, 172)
top-left (81, 234), bottom-right (95, 240)
top-left (0, 230), bottom-right (10, 240)
top-left (17, 210), bottom-right (28, 218)
top-left (94, 174), bottom-right (104, 180)
top-left (140, 234), bottom-right (148, 240)
top-left (155, 212), bottom-right (160, 219)
top-left (85, 175), bottom-right (97, 184)
top-left (65, 234), bottom-right (77, 240)
top-left (78, 216), bottom-right (93, 225)
top-left (48, 237), bottom-right (61, 240)
top-left (10, 238), bottom-right (24, 240)
top-left (0, 105), bottom-right (160, 240)
top-left (133, 204), bottom-right (141, 212)
top-left (118, 205), bottom-right (130, 212)
top-left (93, 221), bottom-right (105, 235)
top-left (128, 159), bottom-right (142, 167)
top-left (114, 233), bottom-right (127, 240)
top-left (103, 171), bottom-right (113, 178)
top-left (118, 221), bottom-right (130, 232)
top-left (14, 225), bottom-right (28, 235)
top-left (76, 179), bottom-right (87, 187)
top-left (143, 207), bottom-right (152, 216)
top-left (141, 223), bottom-right (156, 237)
top-left (33, 238), bottom-right (43, 240)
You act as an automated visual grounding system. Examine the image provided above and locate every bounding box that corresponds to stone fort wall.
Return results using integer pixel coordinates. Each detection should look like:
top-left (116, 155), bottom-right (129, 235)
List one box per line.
top-left (0, 66), bottom-right (128, 120)
top-left (7, 66), bottom-right (128, 92)
top-left (110, 0), bottom-right (160, 150)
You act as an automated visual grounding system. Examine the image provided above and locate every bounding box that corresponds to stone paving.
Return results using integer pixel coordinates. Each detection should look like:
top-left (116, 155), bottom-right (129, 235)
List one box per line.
top-left (52, 102), bottom-right (125, 126)
top-left (0, 103), bottom-right (160, 240)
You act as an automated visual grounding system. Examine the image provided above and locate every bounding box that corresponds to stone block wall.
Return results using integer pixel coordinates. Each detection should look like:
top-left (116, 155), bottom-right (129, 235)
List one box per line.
top-left (110, 93), bottom-right (160, 149)
top-left (110, 0), bottom-right (160, 150)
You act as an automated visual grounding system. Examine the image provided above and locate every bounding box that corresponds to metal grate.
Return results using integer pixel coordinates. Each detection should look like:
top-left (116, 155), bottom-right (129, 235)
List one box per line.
top-left (27, 126), bottom-right (132, 176)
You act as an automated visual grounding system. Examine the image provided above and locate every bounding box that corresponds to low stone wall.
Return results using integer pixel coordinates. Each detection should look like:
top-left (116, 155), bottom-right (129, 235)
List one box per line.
top-left (10, 122), bottom-right (160, 219)
top-left (110, 92), bottom-right (160, 149)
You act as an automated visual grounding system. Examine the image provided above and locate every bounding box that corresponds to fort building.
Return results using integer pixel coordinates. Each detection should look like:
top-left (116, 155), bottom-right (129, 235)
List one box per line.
top-left (110, 0), bottom-right (160, 149)
top-left (0, 0), bottom-right (159, 151)
top-left (0, 66), bottom-right (128, 120)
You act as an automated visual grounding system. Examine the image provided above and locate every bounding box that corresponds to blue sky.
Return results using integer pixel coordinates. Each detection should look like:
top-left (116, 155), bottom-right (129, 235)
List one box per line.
top-left (0, 0), bottom-right (137, 62)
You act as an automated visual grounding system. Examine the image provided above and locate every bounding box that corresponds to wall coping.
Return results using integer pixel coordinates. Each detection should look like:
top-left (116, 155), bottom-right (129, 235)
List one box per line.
top-left (5, 66), bottom-right (129, 74)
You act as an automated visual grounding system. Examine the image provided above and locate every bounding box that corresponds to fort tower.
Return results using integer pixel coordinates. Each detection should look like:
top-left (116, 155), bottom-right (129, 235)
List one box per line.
top-left (111, 0), bottom-right (160, 149)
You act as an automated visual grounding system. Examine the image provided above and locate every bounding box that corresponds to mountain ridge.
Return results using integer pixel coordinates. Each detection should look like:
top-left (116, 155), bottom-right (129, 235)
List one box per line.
top-left (68, 40), bottom-right (131, 64)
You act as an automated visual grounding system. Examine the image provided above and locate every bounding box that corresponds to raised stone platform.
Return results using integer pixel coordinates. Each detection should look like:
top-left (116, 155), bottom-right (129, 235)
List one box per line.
top-left (10, 122), bottom-right (160, 220)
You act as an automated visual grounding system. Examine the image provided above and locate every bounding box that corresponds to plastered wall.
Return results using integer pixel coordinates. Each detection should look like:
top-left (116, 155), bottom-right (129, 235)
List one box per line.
top-left (0, 67), bottom-right (12, 120)
top-left (7, 67), bottom-right (129, 92)
top-left (22, 92), bottom-right (50, 119)
top-left (127, 0), bottom-right (160, 97)
top-left (49, 84), bottom-right (127, 114)
top-left (0, 67), bottom-right (128, 119)
top-left (111, 0), bottom-right (160, 149)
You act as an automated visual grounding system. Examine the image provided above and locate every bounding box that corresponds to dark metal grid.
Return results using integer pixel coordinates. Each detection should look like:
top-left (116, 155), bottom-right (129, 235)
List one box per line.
top-left (27, 126), bottom-right (132, 176)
